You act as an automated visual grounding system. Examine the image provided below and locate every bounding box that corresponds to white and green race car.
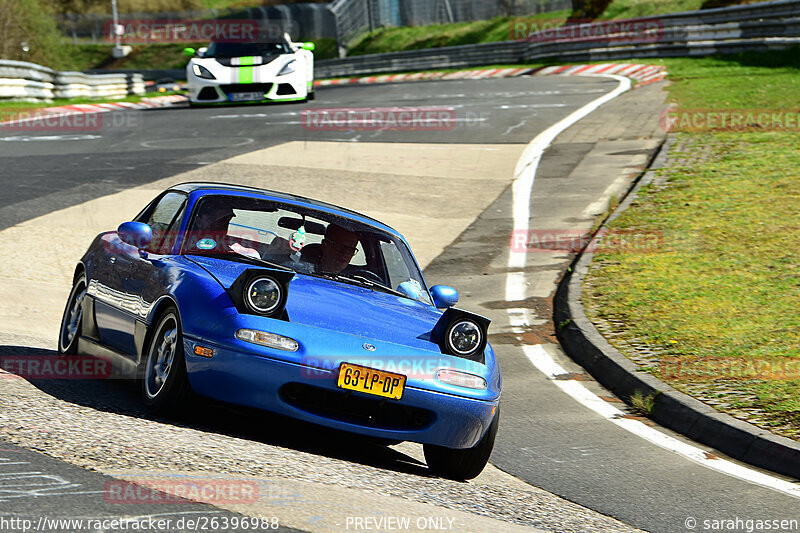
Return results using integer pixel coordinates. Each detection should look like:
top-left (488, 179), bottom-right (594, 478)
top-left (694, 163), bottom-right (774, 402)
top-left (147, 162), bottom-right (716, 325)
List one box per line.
top-left (184, 35), bottom-right (315, 105)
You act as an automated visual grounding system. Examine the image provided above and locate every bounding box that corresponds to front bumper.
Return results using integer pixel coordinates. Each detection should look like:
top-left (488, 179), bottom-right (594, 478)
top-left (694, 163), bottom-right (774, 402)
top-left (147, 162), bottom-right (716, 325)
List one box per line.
top-left (183, 335), bottom-right (498, 449)
top-left (187, 78), bottom-right (308, 104)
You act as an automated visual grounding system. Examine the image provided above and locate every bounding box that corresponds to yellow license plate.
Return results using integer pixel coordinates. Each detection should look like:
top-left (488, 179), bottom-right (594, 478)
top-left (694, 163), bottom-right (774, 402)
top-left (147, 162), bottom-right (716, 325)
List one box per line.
top-left (337, 363), bottom-right (406, 400)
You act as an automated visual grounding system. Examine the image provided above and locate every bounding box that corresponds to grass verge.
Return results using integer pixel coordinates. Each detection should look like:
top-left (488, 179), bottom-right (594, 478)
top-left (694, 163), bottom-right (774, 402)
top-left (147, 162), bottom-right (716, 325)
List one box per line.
top-left (582, 48), bottom-right (800, 439)
top-left (348, 12), bottom-right (569, 55)
top-left (0, 93), bottom-right (182, 119)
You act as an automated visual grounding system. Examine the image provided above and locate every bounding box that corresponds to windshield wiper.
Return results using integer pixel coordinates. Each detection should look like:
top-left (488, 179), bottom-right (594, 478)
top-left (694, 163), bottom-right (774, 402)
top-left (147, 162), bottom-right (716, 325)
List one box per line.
top-left (317, 272), bottom-right (405, 298)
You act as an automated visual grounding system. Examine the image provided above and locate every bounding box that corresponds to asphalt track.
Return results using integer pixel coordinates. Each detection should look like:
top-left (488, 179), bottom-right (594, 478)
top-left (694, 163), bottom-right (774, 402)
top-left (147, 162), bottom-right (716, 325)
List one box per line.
top-left (0, 441), bottom-right (301, 533)
top-left (1, 77), bottom-right (799, 532)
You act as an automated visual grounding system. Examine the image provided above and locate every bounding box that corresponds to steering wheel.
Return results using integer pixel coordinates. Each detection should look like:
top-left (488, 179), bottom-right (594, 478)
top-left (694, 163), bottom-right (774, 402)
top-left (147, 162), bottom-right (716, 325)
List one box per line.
top-left (346, 268), bottom-right (385, 284)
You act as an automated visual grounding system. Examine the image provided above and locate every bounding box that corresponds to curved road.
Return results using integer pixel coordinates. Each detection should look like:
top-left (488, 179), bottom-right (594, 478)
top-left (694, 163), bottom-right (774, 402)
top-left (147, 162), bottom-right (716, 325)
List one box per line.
top-left (1, 77), bottom-right (798, 533)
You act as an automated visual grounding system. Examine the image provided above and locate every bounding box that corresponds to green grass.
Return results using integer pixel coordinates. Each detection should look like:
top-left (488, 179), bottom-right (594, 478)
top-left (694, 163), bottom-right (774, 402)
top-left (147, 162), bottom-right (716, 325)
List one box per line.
top-left (583, 49), bottom-right (800, 438)
top-left (642, 52), bottom-right (800, 109)
top-left (348, 12), bottom-right (569, 55)
top-left (57, 44), bottom-right (117, 71)
top-left (58, 0), bottom-right (761, 71)
top-left (598, 0), bottom-right (705, 19)
top-left (346, 0), bottom-right (756, 55)
top-left (0, 93), bottom-right (179, 117)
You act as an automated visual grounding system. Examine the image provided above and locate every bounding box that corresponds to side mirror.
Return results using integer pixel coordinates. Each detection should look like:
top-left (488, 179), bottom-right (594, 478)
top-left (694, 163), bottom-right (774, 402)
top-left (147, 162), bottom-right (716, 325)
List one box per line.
top-left (301, 42), bottom-right (315, 51)
top-left (430, 285), bottom-right (459, 309)
top-left (117, 222), bottom-right (152, 249)
top-left (183, 47), bottom-right (196, 57)
top-left (198, 47), bottom-right (208, 57)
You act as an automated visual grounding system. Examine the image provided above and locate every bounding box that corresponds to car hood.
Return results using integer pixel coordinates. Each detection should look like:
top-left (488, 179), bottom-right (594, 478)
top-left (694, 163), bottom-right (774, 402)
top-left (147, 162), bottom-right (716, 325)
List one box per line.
top-left (188, 256), bottom-right (443, 351)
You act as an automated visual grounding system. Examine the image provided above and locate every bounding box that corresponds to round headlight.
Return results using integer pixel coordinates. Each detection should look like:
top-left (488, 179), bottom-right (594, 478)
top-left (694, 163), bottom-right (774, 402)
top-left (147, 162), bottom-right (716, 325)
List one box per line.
top-left (246, 277), bottom-right (282, 314)
top-left (446, 320), bottom-right (482, 356)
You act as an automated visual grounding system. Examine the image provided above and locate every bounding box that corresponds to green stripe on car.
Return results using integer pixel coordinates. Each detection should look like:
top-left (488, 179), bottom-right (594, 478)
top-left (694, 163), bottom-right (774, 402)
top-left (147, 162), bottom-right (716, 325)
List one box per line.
top-left (237, 56), bottom-right (257, 84)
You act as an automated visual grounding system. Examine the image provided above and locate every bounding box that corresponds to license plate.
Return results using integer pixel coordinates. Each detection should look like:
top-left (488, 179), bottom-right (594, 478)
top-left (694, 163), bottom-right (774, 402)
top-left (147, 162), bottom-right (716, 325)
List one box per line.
top-left (230, 92), bottom-right (263, 102)
top-left (337, 363), bottom-right (406, 400)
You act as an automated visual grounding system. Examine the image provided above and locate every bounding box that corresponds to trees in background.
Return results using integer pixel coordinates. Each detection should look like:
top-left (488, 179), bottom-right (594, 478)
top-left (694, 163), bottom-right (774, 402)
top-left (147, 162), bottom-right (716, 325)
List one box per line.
top-left (568, 0), bottom-right (613, 21)
top-left (0, 0), bottom-right (66, 68)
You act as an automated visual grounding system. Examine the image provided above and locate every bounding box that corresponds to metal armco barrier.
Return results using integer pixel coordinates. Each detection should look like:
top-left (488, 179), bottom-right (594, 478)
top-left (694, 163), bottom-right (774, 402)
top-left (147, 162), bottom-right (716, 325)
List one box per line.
top-left (317, 0), bottom-right (800, 78)
top-left (0, 59), bottom-right (145, 102)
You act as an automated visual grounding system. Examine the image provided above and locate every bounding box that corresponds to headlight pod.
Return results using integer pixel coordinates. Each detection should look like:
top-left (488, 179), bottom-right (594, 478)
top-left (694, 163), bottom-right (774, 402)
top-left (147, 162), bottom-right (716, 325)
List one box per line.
top-left (245, 277), bottom-right (282, 314)
top-left (433, 307), bottom-right (491, 362)
top-left (236, 329), bottom-right (298, 352)
top-left (446, 319), bottom-right (482, 357)
top-left (278, 60), bottom-right (296, 76)
top-left (228, 268), bottom-right (294, 319)
top-left (436, 368), bottom-right (487, 390)
top-left (192, 63), bottom-right (216, 80)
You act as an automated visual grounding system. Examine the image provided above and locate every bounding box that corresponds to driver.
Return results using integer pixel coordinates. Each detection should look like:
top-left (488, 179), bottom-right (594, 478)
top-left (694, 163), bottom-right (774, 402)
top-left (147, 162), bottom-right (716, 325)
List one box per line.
top-left (316, 223), bottom-right (359, 274)
top-left (193, 203), bottom-right (234, 234)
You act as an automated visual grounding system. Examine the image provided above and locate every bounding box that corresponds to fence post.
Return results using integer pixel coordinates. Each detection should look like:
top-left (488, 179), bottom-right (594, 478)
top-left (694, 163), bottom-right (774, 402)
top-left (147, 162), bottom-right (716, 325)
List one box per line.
top-left (443, 0), bottom-right (455, 23)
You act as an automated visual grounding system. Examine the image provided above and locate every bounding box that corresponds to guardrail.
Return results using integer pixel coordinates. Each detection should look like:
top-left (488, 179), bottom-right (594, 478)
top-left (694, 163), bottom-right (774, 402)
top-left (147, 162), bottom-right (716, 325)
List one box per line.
top-left (317, 0), bottom-right (800, 78)
top-left (0, 59), bottom-right (145, 102)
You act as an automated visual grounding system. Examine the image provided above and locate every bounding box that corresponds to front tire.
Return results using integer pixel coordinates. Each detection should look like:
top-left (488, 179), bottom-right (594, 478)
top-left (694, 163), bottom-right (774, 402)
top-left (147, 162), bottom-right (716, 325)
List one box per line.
top-left (423, 406), bottom-right (499, 481)
top-left (58, 273), bottom-right (87, 355)
top-left (141, 308), bottom-right (191, 414)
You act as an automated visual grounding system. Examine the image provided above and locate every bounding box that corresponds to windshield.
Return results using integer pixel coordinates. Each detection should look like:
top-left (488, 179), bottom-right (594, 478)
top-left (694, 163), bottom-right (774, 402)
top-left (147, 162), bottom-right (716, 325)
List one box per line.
top-left (183, 195), bottom-right (432, 306)
top-left (205, 42), bottom-right (290, 58)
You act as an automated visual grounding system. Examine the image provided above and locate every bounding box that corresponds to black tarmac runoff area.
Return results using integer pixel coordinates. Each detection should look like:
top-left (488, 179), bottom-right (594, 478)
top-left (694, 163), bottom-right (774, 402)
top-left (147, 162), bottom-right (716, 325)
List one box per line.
top-left (1, 77), bottom-right (799, 533)
top-left (0, 441), bottom-right (301, 533)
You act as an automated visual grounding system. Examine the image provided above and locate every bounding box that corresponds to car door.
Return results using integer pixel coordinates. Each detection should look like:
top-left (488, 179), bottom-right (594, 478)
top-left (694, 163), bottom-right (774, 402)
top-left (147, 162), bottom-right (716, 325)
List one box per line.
top-left (122, 193), bottom-right (188, 358)
top-left (94, 192), bottom-right (187, 356)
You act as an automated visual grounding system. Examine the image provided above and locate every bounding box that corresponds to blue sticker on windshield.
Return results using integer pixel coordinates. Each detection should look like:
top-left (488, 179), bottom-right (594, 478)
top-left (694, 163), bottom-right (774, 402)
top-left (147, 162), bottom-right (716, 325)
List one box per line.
top-left (197, 238), bottom-right (216, 250)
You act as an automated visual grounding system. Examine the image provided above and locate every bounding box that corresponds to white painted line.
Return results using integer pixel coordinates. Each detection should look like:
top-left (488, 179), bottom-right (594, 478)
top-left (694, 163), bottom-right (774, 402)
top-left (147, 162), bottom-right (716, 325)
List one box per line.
top-left (506, 73), bottom-right (800, 499)
top-left (506, 74), bottom-right (631, 273)
top-left (0, 134), bottom-right (101, 142)
top-left (524, 345), bottom-right (800, 499)
top-left (581, 173), bottom-right (631, 217)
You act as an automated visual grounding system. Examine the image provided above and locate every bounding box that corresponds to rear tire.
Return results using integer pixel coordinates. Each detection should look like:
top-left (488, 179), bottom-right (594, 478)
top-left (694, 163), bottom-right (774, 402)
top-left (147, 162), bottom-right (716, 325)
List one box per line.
top-left (423, 406), bottom-right (499, 481)
top-left (58, 273), bottom-right (87, 355)
top-left (141, 307), bottom-right (192, 414)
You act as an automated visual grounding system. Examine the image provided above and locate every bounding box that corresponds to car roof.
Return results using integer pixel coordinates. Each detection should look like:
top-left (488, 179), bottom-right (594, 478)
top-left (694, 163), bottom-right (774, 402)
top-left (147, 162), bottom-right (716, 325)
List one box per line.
top-left (171, 182), bottom-right (400, 236)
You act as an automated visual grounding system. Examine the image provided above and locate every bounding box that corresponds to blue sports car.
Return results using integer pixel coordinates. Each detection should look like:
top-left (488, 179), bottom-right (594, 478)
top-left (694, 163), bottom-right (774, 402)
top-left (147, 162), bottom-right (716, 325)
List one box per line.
top-left (59, 183), bottom-right (501, 480)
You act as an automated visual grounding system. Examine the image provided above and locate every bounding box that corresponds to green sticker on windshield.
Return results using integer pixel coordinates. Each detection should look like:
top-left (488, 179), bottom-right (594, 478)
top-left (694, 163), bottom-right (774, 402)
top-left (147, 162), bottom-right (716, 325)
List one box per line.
top-left (197, 238), bottom-right (216, 250)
